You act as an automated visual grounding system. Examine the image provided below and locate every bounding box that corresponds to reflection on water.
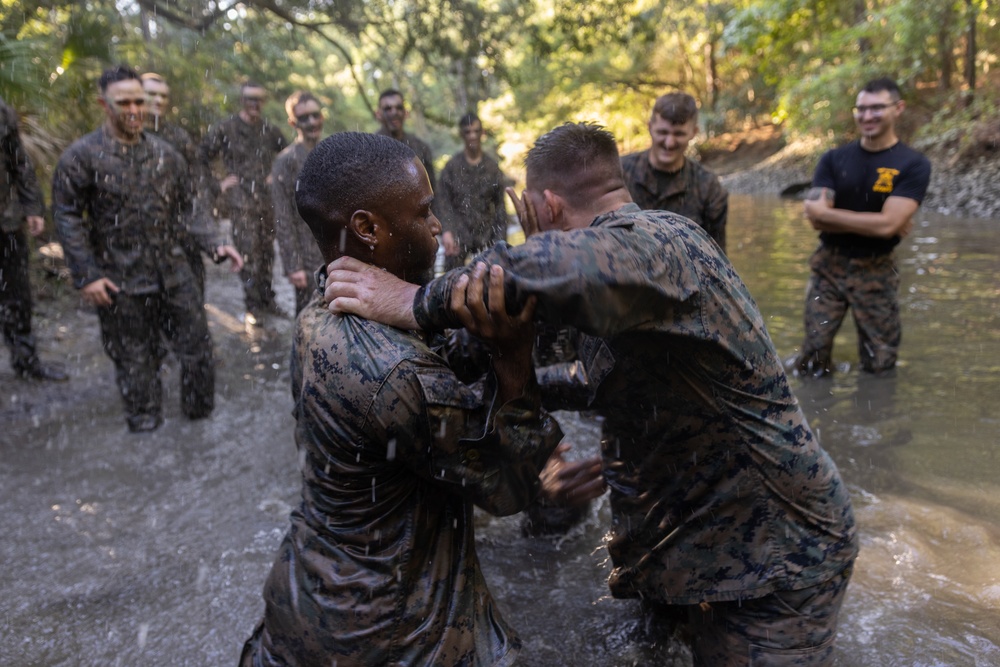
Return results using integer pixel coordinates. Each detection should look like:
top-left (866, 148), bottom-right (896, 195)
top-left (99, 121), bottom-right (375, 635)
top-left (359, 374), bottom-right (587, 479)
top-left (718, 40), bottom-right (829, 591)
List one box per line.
top-left (477, 195), bottom-right (1000, 666)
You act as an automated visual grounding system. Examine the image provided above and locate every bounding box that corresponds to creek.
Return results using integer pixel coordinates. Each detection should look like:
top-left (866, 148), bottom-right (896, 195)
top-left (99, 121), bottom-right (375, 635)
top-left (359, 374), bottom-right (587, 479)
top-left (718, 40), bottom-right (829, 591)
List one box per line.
top-left (1, 194), bottom-right (997, 665)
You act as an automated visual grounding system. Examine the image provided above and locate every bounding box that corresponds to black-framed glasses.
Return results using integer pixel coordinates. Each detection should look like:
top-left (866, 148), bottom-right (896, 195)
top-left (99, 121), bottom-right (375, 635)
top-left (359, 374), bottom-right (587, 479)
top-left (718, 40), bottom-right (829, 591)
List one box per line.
top-left (852, 102), bottom-right (897, 116)
top-left (296, 111), bottom-right (322, 124)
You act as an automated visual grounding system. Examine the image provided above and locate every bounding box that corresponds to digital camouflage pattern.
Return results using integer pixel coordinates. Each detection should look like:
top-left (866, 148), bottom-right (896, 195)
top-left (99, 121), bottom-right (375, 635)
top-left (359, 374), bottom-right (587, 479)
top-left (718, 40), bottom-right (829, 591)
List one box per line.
top-left (0, 97), bottom-right (47, 372)
top-left (621, 149), bottom-right (728, 251)
top-left (198, 114), bottom-right (288, 312)
top-left (377, 128), bottom-right (436, 190)
top-left (414, 203), bottom-right (858, 606)
top-left (52, 129), bottom-right (219, 427)
top-left (270, 141), bottom-right (324, 313)
top-left (240, 274), bottom-right (562, 667)
top-left (435, 151), bottom-right (508, 270)
top-left (796, 246), bottom-right (901, 376)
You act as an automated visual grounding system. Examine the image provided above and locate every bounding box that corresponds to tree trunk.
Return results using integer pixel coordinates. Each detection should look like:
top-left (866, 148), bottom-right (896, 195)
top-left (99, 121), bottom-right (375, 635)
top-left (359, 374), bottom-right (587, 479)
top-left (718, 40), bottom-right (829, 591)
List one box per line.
top-left (964, 0), bottom-right (977, 98)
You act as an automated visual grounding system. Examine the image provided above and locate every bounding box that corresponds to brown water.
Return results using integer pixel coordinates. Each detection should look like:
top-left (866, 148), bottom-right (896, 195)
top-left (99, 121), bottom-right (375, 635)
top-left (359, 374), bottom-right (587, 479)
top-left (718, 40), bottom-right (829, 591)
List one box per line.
top-left (2, 195), bottom-right (998, 665)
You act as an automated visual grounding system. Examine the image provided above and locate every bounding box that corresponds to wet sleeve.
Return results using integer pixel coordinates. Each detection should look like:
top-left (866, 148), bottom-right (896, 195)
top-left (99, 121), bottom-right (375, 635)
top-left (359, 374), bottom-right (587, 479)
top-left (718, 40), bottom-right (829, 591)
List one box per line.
top-left (434, 160), bottom-right (460, 237)
top-left (196, 124), bottom-right (224, 199)
top-left (270, 153), bottom-right (302, 274)
top-left (3, 109), bottom-right (45, 218)
top-left (366, 358), bottom-right (563, 516)
top-left (52, 147), bottom-right (103, 289)
top-left (702, 174), bottom-right (728, 252)
top-left (414, 230), bottom-right (689, 339)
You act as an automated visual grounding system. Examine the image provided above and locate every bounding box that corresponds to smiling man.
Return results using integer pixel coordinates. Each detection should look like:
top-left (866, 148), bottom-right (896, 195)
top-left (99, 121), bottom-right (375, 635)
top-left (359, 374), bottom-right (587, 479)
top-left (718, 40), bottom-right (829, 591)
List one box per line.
top-left (792, 77), bottom-right (931, 377)
top-left (53, 66), bottom-right (242, 432)
top-left (375, 88), bottom-right (436, 190)
top-left (621, 92), bottom-right (728, 251)
top-left (271, 90), bottom-right (326, 314)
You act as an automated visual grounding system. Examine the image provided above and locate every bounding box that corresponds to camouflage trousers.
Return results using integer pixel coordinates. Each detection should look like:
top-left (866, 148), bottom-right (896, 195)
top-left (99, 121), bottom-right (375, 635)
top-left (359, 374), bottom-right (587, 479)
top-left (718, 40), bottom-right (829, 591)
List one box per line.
top-left (0, 228), bottom-right (40, 372)
top-left (96, 280), bottom-right (214, 429)
top-left (795, 245), bottom-right (900, 376)
top-left (230, 193), bottom-right (278, 314)
top-left (644, 565), bottom-right (853, 666)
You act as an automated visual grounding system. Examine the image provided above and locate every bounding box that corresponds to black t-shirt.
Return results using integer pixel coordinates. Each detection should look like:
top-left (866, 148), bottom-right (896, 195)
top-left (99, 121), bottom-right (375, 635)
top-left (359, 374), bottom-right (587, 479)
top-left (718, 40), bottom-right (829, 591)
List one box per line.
top-left (813, 140), bottom-right (931, 256)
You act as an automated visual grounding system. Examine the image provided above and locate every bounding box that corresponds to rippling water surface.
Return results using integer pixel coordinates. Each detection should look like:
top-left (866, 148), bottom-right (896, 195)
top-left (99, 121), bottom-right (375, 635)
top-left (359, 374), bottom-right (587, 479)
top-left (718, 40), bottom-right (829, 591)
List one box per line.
top-left (2, 195), bottom-right (998, 665)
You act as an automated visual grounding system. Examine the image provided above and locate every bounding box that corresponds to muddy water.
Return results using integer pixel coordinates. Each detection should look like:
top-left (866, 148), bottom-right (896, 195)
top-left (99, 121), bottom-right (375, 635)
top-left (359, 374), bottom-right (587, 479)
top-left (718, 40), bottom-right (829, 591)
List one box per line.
top-left (2, 195), bottom-right (999, 665)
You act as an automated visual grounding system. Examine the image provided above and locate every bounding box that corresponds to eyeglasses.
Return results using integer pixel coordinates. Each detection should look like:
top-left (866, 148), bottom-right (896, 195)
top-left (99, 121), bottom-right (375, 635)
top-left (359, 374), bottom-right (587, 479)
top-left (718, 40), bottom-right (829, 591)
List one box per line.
top-left (852, 102), bottom-right (897, 116)
top-left (296, 111), bottom-right (322, 124)
top-left (242, 96), bottom-right (265, 104)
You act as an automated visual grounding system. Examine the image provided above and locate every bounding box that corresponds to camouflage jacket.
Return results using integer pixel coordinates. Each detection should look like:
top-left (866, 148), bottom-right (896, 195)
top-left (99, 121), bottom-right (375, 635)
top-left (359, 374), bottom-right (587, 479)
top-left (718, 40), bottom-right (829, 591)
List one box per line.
top-left (146, 119), bottom-right (216, 247)
top-left (197, 113), bottom-right (287, 200)
top-left (245, 280), bottom-right (562, 666)
top-left (52, 129), bottom-right (220, 293)
top-left (414, 203), bottom-right (857, 605)
top-left (377, 128), bottom-right (435, 190)
top-left (621, 150), bottom-right (728, 251)
top-left (436, 151), bottom-right (508, 255)
top-left (270, 141), bottom-right (324, 276)
top-left (0, 98), bottom-right (45, 233)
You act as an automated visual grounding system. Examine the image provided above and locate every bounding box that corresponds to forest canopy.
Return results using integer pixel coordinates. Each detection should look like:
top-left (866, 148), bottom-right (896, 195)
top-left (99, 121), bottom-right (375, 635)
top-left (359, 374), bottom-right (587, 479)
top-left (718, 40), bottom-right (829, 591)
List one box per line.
top-left (1, 0), bottom-right (995, 181)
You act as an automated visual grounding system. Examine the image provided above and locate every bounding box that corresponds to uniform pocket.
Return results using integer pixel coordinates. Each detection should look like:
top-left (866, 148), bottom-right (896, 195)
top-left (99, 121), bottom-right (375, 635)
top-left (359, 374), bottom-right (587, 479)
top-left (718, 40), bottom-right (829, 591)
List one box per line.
top-left (748, 634), bottom-right (835, 667)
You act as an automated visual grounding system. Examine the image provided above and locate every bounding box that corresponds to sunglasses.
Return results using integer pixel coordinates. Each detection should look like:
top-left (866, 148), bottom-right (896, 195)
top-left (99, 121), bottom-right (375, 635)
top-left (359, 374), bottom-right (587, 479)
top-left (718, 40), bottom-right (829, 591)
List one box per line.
top-left (296, 111), bottom-right (322, 124)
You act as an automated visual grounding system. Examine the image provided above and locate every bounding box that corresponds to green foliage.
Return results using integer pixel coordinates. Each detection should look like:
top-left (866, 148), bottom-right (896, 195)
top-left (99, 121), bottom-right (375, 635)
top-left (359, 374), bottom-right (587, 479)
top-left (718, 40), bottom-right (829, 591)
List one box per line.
top-left (2, 0), bottom-right (1000, 192)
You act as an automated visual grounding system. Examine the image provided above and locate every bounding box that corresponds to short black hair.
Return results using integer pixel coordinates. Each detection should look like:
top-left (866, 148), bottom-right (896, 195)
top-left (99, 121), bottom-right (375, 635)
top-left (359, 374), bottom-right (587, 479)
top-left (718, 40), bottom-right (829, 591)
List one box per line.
top-left (525, 122), bottom-right (624, 208)
top-left (458, 112), bottom-right (480, 130)
top-left (99, 65), bottom-right (141, 93)
top-left (652, 92), bottom-right (698, 125)
top-left (378, 89), bottom-right (404, 104)
top-left (861, 77), bottom-right (901, 101)
top-left (296, 132), bottom-right (417, 257)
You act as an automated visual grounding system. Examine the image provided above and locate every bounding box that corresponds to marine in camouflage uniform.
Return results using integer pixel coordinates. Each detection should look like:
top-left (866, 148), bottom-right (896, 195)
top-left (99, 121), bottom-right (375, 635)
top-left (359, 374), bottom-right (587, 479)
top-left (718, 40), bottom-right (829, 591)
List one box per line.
top-left (334, 124), bottom-right (858, 665)
top-left (52, 68), bottom-right (234, 432)
top-left (198, 83), bottom-right (288, 316)
top-left (0, 97), bottom-right (68, 381)
top-left (270, 91), bottom-right (325, 315)
top-left (240, 131), bottom-right (561, 667)
top-left (621, 91), bottom-right (727, 251)
top-left (620, 150), bottom-right (727, 250)
top-left (794, 78), bottom-right (931, 377)
top-left (436, 113), bottom-right (508, 271)
top-left (142, 73), bottom-right (213, 295)
top-left (375, 88), bottom-right (435, 189)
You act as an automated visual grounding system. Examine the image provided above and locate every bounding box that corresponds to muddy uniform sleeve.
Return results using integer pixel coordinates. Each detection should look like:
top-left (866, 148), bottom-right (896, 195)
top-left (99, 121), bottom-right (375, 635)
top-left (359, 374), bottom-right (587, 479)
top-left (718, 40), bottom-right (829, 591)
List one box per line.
top-left (367, 357), bottom-right (562, 517)
top-left (196, 122), bottom-right (225, 200)
top-left (52, 142), bottom-right (102, 289)
top-left (1, 104), bottom-right (45, 223)
top-left (700, 171), bottom-right (728, 251)
top-left (270, 149), bottom-right (304, 274)
top-left (434, 157), bottom-right (462, 238)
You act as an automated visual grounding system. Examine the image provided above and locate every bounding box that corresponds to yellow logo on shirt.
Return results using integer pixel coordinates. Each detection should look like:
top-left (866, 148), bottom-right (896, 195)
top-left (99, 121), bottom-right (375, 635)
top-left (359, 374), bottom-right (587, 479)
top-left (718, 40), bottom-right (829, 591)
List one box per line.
top-left (873, 168), bottom-right (899, 194)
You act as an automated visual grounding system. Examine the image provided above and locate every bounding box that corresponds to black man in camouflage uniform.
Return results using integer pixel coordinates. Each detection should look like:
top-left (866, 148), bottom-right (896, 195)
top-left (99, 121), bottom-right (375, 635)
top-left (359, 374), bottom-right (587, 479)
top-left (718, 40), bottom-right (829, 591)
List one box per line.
top-left (240, 132), bottom-right (561, 667)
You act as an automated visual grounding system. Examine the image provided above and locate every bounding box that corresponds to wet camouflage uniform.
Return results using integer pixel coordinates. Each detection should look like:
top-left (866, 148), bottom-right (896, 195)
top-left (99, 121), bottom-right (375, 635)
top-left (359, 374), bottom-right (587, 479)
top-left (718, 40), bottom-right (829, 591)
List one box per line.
top-left (436, 151), bottom-right (508, 270)
top-left (0, 98), bottom-right (49, 376)
top-left (621, 150), bottom-right (728, 251)
top-left (198, 114), bottom-right (287, 314)
top-left (270, 141), bottom-right (324, 314)
top-left (414, 204), bottom-right (858, 664)
top-left (240, 269), bottom-right (562, 667)
top-left (377, 128), bottom-right (435, 190)
top-left (146, 119), bottom-right (211, 294)
top-left (794, 140), bottom-right (931, 376)
top-left (53, 128), bottom-right (222, 430)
